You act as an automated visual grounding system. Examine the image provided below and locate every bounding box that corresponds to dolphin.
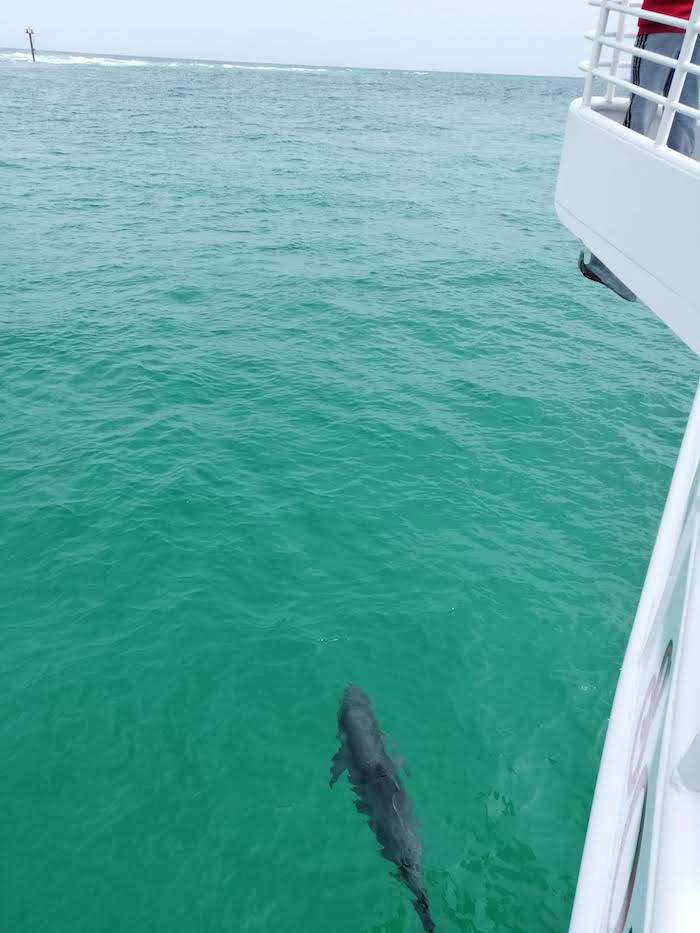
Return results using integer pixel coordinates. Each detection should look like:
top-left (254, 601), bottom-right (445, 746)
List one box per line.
top-left (330, 684), bottom-right (435, 932)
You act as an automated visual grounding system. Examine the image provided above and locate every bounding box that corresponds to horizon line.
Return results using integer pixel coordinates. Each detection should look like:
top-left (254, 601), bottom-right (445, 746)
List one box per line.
top-left (2, 45), bottom-right (579, 81)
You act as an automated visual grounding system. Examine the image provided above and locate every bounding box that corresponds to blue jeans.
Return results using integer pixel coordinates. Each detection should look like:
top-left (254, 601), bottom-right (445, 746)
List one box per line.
top-left (625, 31), bottom-right (700, 156)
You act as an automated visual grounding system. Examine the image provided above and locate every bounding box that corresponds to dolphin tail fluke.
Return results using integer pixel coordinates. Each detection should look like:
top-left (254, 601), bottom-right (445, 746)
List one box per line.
top-left (413, 894), bottom-right (435, 932)
top-left (329, 743), bottom-right (349, 788)
top-left (399, 869), bottom-right (435, 932)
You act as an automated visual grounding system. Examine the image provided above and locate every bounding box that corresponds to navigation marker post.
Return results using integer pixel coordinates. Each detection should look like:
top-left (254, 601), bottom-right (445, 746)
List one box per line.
top-left (26, 27), bottom-right (36, 63)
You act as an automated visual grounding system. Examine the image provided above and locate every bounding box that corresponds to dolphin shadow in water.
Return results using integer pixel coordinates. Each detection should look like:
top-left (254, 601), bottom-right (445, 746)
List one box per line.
top-left (330, 684), bottom-right (436, 932)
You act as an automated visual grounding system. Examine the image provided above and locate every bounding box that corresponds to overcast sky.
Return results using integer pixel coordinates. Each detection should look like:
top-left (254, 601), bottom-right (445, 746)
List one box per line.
top-left (4, 1), bottom-right (592, 76)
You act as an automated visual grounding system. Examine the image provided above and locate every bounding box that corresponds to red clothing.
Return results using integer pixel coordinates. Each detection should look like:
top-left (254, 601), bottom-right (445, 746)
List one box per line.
top-left (638, 0), bottom-right (692, 34)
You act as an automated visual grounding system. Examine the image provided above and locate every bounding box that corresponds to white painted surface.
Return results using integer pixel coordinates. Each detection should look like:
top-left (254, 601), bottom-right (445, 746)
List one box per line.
top-left (567, 384), bottom-right (700, 933)
top-left (555, 99), bottom-right (700, 354)
top-left (645, 520), bottom-right (700, 933)
top-left (558, 5), bottom-right (700, 932)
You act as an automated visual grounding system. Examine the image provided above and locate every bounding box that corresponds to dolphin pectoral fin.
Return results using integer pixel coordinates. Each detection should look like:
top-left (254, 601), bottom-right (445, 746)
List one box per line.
top-left (354, 799), bottom-right (368, 814)
top-left (329, 745), bottom-right (349, 788)
top-left (386, 737), bottom-right (410, 777)
top-left (391, 754), bottom-right (411, 778)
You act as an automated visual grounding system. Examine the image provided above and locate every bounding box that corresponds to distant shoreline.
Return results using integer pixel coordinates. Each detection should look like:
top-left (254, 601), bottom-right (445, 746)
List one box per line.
top-left (0, 47), bottom-right (579, 80)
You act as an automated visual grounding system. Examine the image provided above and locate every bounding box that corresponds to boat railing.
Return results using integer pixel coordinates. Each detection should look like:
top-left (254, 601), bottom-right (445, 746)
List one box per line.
top-left (581, 0), bottom-right (700, 151)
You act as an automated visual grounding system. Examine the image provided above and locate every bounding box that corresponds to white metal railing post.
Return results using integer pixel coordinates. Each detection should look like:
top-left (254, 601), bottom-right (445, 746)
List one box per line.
top-left (607, 0), bottom-right (632, 102)
top-left (584, 0), bottom-right (613, 105)
top-left (580, 1), bottom-right (700, 143)
top-left (655, 0), bottom-right (700, 147)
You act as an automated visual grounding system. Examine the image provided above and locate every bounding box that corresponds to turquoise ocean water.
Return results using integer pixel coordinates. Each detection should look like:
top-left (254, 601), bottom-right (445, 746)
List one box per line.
top-left (2, 48), bottom-right (698, 933)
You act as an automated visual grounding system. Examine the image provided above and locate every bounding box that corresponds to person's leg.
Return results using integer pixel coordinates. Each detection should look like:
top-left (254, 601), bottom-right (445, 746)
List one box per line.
top-left (668, 34), bottom-right (700, 156)
top-left (624, 34), bottom-right (678, 137)
top-left (626, 32), bottom-right (699, 156)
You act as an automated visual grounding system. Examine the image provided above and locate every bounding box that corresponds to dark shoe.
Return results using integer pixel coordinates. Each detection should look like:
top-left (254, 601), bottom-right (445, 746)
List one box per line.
top-left (578, 250), bottom-right (636, 302)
